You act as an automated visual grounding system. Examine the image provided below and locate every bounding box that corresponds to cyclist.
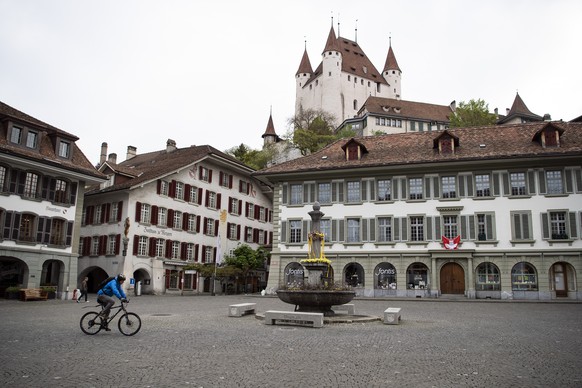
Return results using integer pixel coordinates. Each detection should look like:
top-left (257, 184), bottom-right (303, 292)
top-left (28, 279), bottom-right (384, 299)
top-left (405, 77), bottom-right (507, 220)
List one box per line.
top-left (97, 274), bottom-right (128, 330)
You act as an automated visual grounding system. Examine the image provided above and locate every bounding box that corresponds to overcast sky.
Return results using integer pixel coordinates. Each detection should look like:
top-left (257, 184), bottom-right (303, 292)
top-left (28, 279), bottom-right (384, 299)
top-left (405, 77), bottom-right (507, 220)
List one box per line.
top-left (1, 0), bottom-right (581, 165)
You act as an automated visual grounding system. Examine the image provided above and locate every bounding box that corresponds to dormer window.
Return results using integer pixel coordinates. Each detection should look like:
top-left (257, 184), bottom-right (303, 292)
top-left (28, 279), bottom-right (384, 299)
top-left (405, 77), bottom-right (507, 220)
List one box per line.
top-left (10, 126), bottom-right (22, 143)
top-left (341, 138), bottom-right (368, 161)
top-left (433, 130), bottom-right (460, 155)
top-left (533, 123), bottom-right (563, 148)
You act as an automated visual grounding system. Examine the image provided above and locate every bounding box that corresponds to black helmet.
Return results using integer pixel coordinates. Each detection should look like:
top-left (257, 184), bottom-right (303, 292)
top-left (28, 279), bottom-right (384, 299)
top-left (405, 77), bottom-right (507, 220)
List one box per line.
top-left (117, 273), bottom-right (126, 282)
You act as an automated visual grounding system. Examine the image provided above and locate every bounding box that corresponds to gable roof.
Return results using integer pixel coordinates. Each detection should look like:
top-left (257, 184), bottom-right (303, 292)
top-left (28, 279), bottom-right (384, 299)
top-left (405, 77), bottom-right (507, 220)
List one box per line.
top-left (360, 96), bottom-right (453, 122)
top-left (262, 113), bottom-right (279, 139)
top-left (254, 122), bottom-right (582, 179)
top-left (87, 144), bottom-right (253, 195)
top-left (0, 100), bottom-right (104, 180)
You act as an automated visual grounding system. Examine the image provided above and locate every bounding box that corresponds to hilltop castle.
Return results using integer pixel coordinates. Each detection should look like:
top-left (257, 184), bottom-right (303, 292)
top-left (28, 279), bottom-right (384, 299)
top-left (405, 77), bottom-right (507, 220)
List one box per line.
top-left (295, 24), bottom-right (402, 125)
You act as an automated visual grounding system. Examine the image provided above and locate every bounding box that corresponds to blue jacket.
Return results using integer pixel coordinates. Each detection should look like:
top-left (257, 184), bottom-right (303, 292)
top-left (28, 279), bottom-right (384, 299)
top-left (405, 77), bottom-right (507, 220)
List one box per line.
top-left (97, 278), bottom-right (127, 299)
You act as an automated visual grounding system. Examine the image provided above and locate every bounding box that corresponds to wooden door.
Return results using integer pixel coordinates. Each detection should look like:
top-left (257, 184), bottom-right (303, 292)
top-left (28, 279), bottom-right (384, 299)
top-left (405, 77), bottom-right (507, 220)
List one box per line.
top-left (440, 263), bottom-right (465, 294)
top-left (553, 263), bottom-right (568, 297)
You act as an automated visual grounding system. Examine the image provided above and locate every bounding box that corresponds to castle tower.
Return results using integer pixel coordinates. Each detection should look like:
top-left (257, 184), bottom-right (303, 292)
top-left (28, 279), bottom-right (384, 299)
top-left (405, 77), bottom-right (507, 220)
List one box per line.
top-left (320, 26), bottom-right (343, 121)
top-left (262, 110), bottom-right (280, 146)
top-left (383, 39), bottom-right (402, 100)
top-left (295, 46), bottom-right (313, 118)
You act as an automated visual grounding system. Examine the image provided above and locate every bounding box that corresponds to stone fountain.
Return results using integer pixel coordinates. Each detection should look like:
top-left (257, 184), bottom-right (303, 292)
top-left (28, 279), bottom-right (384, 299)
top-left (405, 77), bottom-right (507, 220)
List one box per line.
top-left (276, 202), bottom-right (355, 316)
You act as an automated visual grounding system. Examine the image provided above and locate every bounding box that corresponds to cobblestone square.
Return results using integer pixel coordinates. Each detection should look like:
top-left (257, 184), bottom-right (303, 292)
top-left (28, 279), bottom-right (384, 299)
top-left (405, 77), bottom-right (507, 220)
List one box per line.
top-left (1, 295), bottom-right (581, 387)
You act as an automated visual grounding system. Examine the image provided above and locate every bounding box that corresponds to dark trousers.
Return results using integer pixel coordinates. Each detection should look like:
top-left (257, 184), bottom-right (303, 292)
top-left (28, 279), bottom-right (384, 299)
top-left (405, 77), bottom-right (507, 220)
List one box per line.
top-left (78, 290), bottom-right (88, 302)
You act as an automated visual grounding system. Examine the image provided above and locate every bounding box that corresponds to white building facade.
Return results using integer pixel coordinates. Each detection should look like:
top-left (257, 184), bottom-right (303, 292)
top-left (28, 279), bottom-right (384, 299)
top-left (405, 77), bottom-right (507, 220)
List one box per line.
top-left (0, 101), bottom-right (104, 299)
top-left (79, 141), bottom-right (273, 295)
top-left (256, 121), bottom-right (582, 300)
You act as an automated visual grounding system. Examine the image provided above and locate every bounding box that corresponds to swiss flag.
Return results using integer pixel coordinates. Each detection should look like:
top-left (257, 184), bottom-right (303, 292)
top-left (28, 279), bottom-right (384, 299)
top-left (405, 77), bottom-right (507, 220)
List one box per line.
top-left (442, 235), bottom-right (461, 250)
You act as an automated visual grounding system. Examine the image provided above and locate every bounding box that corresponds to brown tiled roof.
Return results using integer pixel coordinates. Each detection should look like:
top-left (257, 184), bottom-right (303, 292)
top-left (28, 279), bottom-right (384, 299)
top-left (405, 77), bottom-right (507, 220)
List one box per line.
top-left (361, 96), bottom-right (452, 122)
top-left (254, 122), bottom-right (582, 178)
top-left (295, 48), bottom-right (313, 76)
top-left (304, 28), bottom-right (386, 88)
top-left (87, 145), bottom-right (252, 195)
top-left (498, 93), bottom-right (542, 124)
top-left (383, 45), bottom-right (401, 73)
top-left (0, 100), bottom-right (104, 180)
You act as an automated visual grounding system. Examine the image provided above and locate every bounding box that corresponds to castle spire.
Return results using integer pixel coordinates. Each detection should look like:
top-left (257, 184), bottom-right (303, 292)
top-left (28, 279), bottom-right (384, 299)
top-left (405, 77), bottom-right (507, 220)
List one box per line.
top-left (262, 110), bottom-right (280, 143)
top-left (383, 38), bottom-right (401, 73)
top-left (322, 25), bottom-right (340, 53)
top-left (296, 45), bottom-right (313, 75)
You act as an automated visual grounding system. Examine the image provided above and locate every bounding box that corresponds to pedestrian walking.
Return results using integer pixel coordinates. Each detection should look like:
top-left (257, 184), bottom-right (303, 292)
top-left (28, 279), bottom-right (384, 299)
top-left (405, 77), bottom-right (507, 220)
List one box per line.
top-left (77, 277), bottom-right (89, 303)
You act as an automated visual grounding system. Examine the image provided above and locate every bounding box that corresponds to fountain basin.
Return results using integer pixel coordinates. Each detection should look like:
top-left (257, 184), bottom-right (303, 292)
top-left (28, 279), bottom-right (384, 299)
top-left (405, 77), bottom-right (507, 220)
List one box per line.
top-left (276, 290), bottom-right (356, 316)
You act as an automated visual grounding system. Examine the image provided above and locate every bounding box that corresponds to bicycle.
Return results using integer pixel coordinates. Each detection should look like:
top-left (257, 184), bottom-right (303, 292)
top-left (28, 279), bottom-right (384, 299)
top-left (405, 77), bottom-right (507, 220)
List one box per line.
top-left (80, 299), bottom-right (141, 336)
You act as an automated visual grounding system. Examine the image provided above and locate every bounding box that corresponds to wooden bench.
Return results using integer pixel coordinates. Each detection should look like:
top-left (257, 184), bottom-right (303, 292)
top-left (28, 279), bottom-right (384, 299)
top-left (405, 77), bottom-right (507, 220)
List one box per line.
top-left (228, 303), bottom-right (257, 317)
top-left (383, 307), bottom-right (401, 325)
top-left (332, 304), bottom-right (355, 315)
top-left (20, 288), bottom-right (48, 302)
top-left (264, 310), bottom-right (324, 328)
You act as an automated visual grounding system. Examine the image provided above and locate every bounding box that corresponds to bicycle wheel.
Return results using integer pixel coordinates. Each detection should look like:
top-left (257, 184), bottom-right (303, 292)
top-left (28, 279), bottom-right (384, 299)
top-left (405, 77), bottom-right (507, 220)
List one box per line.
top-left (118, 312), bottom-right (141, 336)
top-left (80, 312), bottom-right (103, 335)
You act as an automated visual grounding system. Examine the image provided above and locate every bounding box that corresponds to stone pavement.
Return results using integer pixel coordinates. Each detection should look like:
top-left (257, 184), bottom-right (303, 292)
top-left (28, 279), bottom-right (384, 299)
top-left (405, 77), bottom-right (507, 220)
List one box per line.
top-left (1, 295), bottom-right (581, 388)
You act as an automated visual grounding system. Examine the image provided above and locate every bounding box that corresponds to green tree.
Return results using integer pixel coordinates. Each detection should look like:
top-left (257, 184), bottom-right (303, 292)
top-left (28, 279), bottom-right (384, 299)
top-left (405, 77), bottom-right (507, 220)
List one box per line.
top-left (224, 244), bottom-right (268, 292)
top-left (286, 107), bottom-right (355, 155)
top-left (225, 143), bottom-right (275, 170)
top-left (449, 99), bottom-right (497, 128)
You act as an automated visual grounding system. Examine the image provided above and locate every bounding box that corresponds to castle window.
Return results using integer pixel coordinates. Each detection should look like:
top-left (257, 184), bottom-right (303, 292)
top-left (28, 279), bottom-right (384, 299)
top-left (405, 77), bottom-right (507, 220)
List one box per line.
top-left (328, 72), bottom-right (331, 76)
top-left (354, 77), bottom-right (357, 83)
top-left (348, 75), bottom-right (351, 81)
top-left (353, 100), bottom-right (358, 110)
top-left (315, 80), bottom-right (318, 86)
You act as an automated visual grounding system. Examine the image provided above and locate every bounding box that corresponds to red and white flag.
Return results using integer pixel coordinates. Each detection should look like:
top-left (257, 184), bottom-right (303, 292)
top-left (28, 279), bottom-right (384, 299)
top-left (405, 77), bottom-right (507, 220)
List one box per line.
top-left (442, 235), bottom-right (461, 250)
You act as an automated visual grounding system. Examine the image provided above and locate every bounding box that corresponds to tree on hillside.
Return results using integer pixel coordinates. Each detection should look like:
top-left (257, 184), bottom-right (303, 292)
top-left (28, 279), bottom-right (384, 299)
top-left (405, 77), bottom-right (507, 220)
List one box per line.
top-left (449, 99), bottom-right (497, 128)
top-left (286, 107), bottom-right (354, 155)
top-left (225, 143), bottom-right (275, 170)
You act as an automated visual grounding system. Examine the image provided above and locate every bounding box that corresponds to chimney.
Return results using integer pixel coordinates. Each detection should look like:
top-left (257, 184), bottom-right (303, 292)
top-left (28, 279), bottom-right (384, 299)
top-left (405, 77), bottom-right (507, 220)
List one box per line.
top-left (108, 153), bottom-right (117, 164)
top-left (449, 100), bottom-right (456, 111)
top-left (543, 113), bottom-right (552, 121)
top-left (506, 108), bottom-right (510, 115)
top-left (126, 145), bottom-right (137, 160)
top-left (100, 142), bottom-right (108, 165)
top-left (494, 107), bottom-right (498, 116)
top-left (166, 139), bottom-right (177, 153)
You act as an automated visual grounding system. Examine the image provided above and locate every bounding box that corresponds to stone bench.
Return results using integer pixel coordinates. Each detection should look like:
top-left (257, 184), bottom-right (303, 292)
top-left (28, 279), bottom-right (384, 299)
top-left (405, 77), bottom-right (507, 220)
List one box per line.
top-left (264, 310), bottom-right (324, 328)
top-left (20, 288), bottom-right (48, 302)
top-left (331, 304), bottom-right (355, 315)
top-left (229, 303), bottom-right (257, 317)
top-left (383, 307), bottom-right (402, 325)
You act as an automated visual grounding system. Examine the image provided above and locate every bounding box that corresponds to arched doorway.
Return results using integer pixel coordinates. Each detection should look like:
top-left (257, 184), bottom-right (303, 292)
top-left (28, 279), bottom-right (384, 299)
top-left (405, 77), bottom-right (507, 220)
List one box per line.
top-left (440, 262), bottom-right (465, 294)
top-left (0, 257), bottom-right (28, 296)
top-left (550, 262), bottom-right (575, 297)
top-left (344, 263), bottom-right (364, 287)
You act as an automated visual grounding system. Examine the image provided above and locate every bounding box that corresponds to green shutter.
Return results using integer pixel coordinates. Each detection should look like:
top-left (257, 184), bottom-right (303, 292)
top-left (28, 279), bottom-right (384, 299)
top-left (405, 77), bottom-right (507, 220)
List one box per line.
top-left (485, 214), bottom-right (493, 240)
top-left (332, 219), bottom-right (337, 242)
top-left (394, 218), bottom-right (400, 241)
top-left (370, 180), bottom-right (376, 201)
top-left (538, 171), bottom-right (546, 194)
top-left (502, 173), bottom-right (510, 196)
top-left (426, 217), bottom-right (433, 241)
top-left (565, 170), bottom-right (574, 193)
top-left (400, 178), bottom-right (407, 199)
top-left (425, 177), bottom-right (432, 199)
top-left (361, 181), bottom-right (367, 202)
top-left (302, 220), bottom-right (308, 242)
top-left (369, 218), bottom-right (376, 241)
top-left (433, 177), bottom-right (440, 198)
top-left (493, 173), bottom-right (501, 196)
top-left (339, 220), bottom-right (345, 242)
top-left (540, 213), bottom-right (549, 239)
top-left (466, 175), bottom-right (474, 197)
top-left (459, 175), bottom-right (466, 197)
top-left (401, 218), bottom-right (408, 241)
top-left (362, 219), bottom-right (368, 242)
top-left (303, 183), bottom-right (309, 203)
top-left (522, 214), bottom-right (530, 239)
top-left (310, 183), bottom-right (316, 203)
top-left (528, 171), bottom-right (536, 195)
top-left (281, 221), bottom-right (287, 243)
top-left (460, 216), bottom-right (468, 240)
top-left (434, 216), bottom-right (441, 239)
top-left (392, 179), bottom-right (399, 200)
top-left (282, 184), bottom-right (288, 205)
top-left (469, 215), bottom-right (476, 240)
top-left (569, 212), bottom-right (578, 238)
